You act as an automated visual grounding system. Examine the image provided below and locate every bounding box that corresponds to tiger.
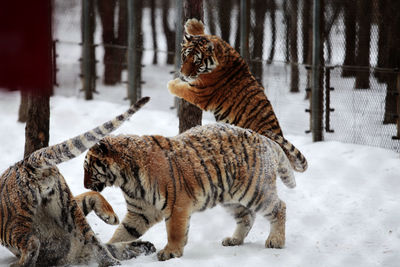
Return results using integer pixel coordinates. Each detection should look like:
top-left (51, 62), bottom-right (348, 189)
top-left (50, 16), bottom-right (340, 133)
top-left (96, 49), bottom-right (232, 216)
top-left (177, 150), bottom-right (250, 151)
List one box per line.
top-left (0, 97), bottom-right (155, 266)
top-left (167, 18), bottom-right (307, 172)
top-left (83, 123), bottom-right (303, 261)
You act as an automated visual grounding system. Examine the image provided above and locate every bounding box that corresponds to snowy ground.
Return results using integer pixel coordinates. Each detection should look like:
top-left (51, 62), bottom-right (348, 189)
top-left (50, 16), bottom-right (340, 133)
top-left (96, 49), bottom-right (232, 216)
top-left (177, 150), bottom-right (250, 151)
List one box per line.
top-left (0, 75), bottom-right (399, 266)
top-left (0, 2), bottom-right (399, 266)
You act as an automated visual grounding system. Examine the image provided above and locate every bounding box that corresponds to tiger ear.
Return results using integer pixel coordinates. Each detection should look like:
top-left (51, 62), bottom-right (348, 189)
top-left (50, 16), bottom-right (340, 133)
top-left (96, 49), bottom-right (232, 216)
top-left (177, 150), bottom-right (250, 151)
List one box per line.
top-left (184, 34), bottom-right (193, 42)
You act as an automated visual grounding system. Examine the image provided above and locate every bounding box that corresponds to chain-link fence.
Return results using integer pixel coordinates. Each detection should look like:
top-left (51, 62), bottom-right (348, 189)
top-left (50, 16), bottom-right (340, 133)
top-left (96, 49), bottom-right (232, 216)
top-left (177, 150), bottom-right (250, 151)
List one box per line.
top-left (52, 0), bottom-right (400, 152)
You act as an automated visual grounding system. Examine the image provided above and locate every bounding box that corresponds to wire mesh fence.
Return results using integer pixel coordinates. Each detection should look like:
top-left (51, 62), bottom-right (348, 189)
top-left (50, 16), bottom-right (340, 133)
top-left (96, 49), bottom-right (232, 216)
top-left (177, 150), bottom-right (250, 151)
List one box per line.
top-left (52, 0), bottom-right (400, 152)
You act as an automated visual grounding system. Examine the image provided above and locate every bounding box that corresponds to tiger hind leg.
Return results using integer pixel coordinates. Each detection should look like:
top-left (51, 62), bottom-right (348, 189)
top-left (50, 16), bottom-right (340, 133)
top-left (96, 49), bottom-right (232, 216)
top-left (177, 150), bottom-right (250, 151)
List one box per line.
top-left (74, 191), bottom-right (119, 225)
top-left (262, 199), bottom-right (286, 248)
top-left (222, 204), bottom-right (255, 246)
top-left (10, 235), bottom-right (40, 267)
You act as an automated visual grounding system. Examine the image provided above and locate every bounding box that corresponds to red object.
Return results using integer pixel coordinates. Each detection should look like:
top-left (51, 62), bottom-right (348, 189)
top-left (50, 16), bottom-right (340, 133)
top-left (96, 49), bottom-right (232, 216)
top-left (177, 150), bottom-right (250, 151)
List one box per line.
top-left (0, 1), bottom-right (53, 95)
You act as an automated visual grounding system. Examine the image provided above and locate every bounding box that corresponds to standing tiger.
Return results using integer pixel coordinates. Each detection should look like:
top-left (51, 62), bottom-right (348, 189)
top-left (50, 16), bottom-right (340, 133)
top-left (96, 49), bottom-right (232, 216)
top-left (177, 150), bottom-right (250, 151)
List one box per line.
top-left (0, 97), bottom-right (155, 266)
top-left (83, 123), bottom-right (303, 261)
top-left (167, 18), bottom-right (307, 172)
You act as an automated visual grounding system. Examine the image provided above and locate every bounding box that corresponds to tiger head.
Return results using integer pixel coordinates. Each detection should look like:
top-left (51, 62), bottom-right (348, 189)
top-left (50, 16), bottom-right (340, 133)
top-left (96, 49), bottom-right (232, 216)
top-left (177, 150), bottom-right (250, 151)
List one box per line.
top-left (84, 140), bottom-right (120, 192)
top-left (180, 34), bottom-right (219, 82)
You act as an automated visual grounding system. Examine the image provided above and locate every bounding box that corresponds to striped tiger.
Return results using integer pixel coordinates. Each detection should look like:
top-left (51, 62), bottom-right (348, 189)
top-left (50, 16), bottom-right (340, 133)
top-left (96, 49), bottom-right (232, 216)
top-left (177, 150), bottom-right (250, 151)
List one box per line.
top-left (83, 123), bottom-right (302, 261)
top-left (167, 18), bottom-right (308, 172)
top-left (0, 97), bottom-right (155, 266)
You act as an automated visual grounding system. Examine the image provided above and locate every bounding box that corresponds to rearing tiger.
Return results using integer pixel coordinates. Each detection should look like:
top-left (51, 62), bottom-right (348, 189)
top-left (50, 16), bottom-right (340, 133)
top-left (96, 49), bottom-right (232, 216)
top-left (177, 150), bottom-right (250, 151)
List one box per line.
top-left (167, 18), bottom-right (307, 172)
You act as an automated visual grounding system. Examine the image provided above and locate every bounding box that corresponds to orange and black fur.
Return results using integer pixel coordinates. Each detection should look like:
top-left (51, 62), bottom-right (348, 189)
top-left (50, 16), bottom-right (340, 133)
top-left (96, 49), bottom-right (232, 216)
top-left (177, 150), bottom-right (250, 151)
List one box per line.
top-left (0, 97), bottom-right (154, 266)
top-left (168, 18), bottom-right (307, 172)
top-left (84, 123), bottom-right (303, 261)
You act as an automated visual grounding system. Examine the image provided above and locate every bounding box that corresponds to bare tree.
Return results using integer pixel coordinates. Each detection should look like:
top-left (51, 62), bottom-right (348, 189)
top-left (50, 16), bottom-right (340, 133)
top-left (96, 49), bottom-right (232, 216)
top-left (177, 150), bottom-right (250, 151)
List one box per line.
top-left (178, 0), bottom-right (203, 133)
top-left (375, 0), bottom-right (389, 83)
top-left (162, 0), bottom-right (175, 64)
top-left (24, 93), bottom-right (50, 157)
top-left (289, 0), bottom-right (299, 92)
top-left (266, 0), bottom-right (277, 64)
top-left (150, 0), bottom-right (158, 65)
top-left (250, 0), bottom-right (267, 85)
top-left (218, 0), bottom-right (232, 43)
top-left (341, 0), bottom-right (356, 77)
top-left (302, 0), bottom-right (312, 65)
top-left (97, 0), bottom-right (127, 85)
top-left (18, 91), bottom-right (29, 123)
top-left (383, 0), bottom-right (400, 124)
top-left (355, 0), bottom-right (372, 89)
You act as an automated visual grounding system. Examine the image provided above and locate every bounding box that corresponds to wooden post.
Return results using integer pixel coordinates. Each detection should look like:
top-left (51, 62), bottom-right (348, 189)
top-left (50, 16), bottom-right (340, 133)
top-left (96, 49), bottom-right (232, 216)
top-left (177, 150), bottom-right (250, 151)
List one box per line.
top-left (178, 0), bottom-right (203, 133)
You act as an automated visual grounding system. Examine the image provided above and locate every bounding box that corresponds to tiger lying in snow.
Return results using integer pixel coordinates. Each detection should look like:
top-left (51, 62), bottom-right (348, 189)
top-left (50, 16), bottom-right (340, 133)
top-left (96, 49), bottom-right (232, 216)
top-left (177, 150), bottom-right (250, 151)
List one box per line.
top-left (0, 97), bottom-right (154, 266)
top-left (83, 123), bottom-right (303, 261)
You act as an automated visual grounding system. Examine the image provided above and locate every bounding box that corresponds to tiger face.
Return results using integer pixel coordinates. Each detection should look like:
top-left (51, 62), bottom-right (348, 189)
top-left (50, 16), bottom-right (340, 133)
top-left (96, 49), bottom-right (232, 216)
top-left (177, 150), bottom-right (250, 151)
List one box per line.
top-left (84, 142), bottom-right (118, 192)
top-left (180, 34), bottom-right (218, 82)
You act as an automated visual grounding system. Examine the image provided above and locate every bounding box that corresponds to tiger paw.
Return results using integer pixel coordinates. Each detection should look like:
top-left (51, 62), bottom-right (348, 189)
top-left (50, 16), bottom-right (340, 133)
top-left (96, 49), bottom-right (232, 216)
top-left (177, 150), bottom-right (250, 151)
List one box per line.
top-left (167, 78), bottom-right (182, 96)
top-left (156, 246), bottom-right (183, 261)
top-left (128, 240), bottom-right (156, 256)
top-left (222, 237), bottom-right (243, 246)
top-left (96, 211), bottom-right (119, 225)
top-left (265, 233), bottom-right (284, 249)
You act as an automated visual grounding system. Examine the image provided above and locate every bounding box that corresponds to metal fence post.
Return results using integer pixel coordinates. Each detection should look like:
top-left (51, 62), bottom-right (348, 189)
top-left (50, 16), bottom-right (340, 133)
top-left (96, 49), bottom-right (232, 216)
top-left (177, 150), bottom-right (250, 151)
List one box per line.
top-left (127, 0), bottom-right (141, 104)
top-left (240, 0), bottom-right (250, 62)
top-left (81, 0), bottom-right (96, 100)
top-left (311, 0), bottom-right (323, 141)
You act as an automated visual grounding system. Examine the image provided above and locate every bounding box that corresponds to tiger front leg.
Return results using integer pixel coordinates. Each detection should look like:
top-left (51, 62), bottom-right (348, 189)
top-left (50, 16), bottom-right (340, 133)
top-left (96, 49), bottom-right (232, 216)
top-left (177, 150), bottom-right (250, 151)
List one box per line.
top-left (108, 208), bottom-right (163, 243)
top-left (74, 191), bottom-right (119, 225)
top-left (167, 78), bottom-right (198, 105)
top-left (157, 212), bottom-right (191, 261)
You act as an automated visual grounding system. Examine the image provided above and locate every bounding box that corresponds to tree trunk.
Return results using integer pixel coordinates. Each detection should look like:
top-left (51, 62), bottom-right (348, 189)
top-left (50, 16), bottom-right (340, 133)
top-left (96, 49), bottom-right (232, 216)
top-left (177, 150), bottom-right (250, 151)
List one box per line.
top-left (218, 0), bottom-right (232, 43)
top-left (266, 0), bottom-right (276, 64)
top-left (150, 0), bottom-right (158, 65)
top-left (283, 0), bottom-right (290, 62)
top-left (341, 0), bottom-right (356, 77)
top-left (302, 0), bottom-right (312, 65)
top-left (374, 0), bottom-right (388, 83)
top-left (18, 90), bottom-right (29, 123)
top-left (234, 0), bottom-right (241, 52)
top-left (162, 0), bottom-right (175, 65)
top-left (24, 93), bottom-right (50, 157)
top-left (250, 0), bottom-right (267, 84)
top-left (289, 0), bottom-right (299, 92)
top-left (355, 0), bottom-right (372, 89)
top-left (206, 0), bottom-right (216, 35)
top-left (383, 0), bottom-right (400, 124)
top-left (178, 0), bottom-right (203, 134)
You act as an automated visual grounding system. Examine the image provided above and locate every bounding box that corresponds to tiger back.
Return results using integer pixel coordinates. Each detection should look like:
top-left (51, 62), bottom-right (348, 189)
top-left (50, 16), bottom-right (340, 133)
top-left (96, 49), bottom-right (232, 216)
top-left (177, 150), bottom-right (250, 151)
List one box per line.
top-left (83, 123), bottom-right (300, 261)
top-left (168, 18), bottom-right (307, 172)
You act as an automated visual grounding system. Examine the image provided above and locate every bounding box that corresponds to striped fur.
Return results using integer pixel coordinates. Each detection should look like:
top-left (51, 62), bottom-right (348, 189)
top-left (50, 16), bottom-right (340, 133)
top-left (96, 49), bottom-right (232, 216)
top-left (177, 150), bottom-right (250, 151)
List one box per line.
top-left (0, 97), bottom-right (154, 266)
top-left (84, 123), bottom-right (298, 261)
top-left (168, 18), bottom-right (307, 172)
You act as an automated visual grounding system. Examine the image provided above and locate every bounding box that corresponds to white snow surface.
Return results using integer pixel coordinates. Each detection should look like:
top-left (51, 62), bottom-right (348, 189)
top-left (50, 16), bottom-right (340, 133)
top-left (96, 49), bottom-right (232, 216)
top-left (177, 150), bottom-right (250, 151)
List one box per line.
top-left (0, 77), bottom-right (399, 267)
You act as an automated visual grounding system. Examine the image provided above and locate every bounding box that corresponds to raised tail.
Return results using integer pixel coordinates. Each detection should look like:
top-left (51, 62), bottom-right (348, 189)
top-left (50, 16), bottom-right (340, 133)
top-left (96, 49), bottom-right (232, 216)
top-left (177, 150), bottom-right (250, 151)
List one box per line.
top-left (261, 130), bottom-right (308, 172)
top-left (275, 143), bottom-right (296, 188)
top-left (26, 97), bottom-right (150, 168)
top-left (184, 18), bottom-right (205, 35)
